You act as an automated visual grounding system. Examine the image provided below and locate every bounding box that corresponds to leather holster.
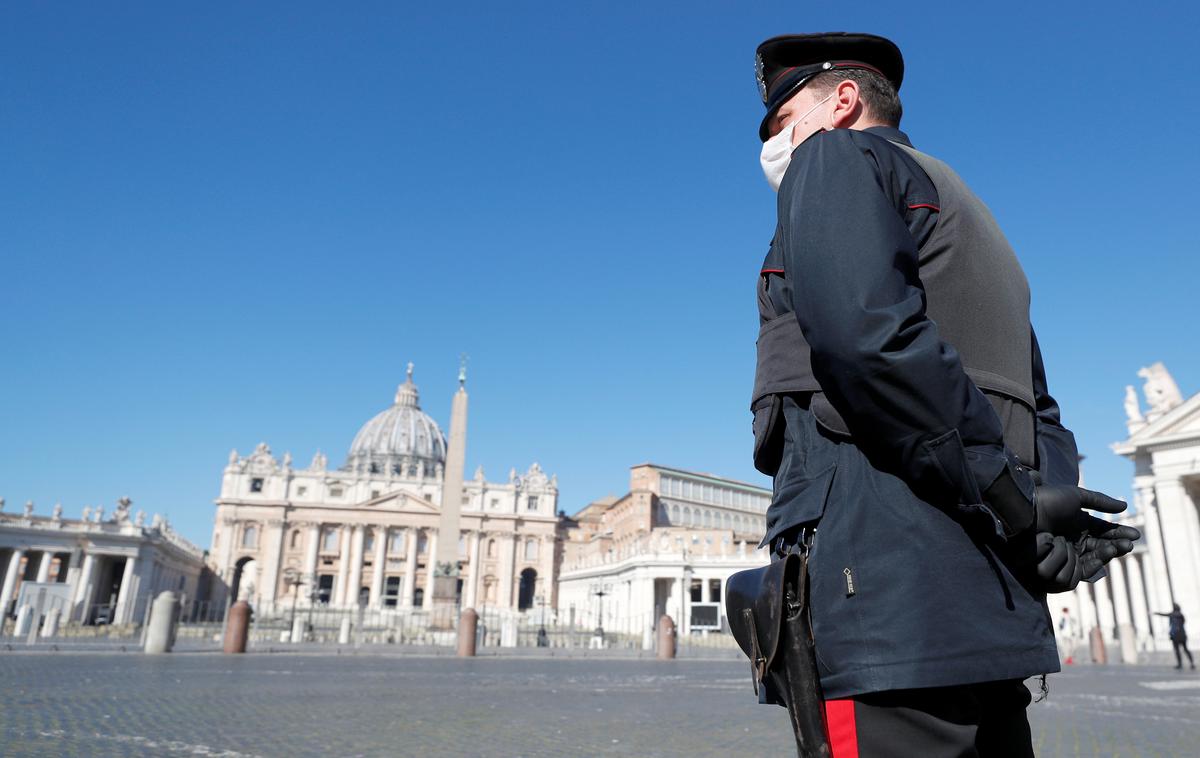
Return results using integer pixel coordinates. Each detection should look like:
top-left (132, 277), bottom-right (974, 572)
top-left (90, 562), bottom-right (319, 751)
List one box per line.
top-left (726, 550), bottom-right (831, 757)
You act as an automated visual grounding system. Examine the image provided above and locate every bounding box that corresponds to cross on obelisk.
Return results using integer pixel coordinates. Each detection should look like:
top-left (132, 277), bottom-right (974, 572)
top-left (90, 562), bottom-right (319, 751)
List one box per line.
top-left (431, 357), bottom-right (469, 611)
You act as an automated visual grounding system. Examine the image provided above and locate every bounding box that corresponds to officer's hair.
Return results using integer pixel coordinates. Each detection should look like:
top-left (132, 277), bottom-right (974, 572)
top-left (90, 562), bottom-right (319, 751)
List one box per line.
top-left (807, 69), bottom-right (903, 127)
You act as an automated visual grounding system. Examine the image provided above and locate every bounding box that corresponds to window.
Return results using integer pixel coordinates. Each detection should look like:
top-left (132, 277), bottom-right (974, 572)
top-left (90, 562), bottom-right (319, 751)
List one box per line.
top-left (524, 538), bottom-right (538, 560)
top-left (423, 493), bottom-right (432, 501)
top-left (297, 485), bottom-right (307, 497)
top-left (250, 478), bottom-right (264, 493)
top-left (690, 579), bottom-right (703, 603)
top-left (384, 576), bottom-right (401, 607)
top-left (322, 528), bottom-right (339, 552)
top-left (290, 530), bottom-right (301, 549)
top-left (458, 534), bottom-right (466, 556)
top-left (364, 530), bottom-right (375, 552)
top-left (462, 494), bottom-right (470, 505)
top-left (317, 574), bottom-right (334, 605)
top-left (526, 496), bottom-right (539, 512)
top-left (487, 539), bottom-right (496, 558)
top-left (388, 529), bottom-right (404, 555)
top-left (371, 490), bottom-right (380, 499)
top-left (369, 463), bottom-right (379, 474)
top-left (490, 498), bottom-right (499, 509)
top-left (417, 532), bottom-right (428, 554)
top-left (330, 487), bottom-right (343, 498)
top-left (241, 525), bottom-right (258, 548)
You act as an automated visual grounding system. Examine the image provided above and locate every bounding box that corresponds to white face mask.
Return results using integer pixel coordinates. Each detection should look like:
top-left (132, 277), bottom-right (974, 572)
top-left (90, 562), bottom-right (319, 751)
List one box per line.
top-left (759, 94), bottom-right (833, 192)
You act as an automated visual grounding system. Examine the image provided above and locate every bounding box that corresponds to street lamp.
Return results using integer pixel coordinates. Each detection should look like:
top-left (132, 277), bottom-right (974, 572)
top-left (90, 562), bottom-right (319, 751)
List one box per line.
top-left (590, 582), bottom-right (612, 640)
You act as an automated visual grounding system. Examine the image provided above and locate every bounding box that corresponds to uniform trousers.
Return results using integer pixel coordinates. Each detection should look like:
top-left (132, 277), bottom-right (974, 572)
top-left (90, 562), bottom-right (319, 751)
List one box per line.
top-left (822, 679), bottom-right (1034, 758)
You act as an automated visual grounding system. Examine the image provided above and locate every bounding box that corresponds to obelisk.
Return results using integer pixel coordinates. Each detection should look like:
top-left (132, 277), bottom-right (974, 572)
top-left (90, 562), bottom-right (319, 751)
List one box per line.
top-left (431, 359), bottom-right (468, 610)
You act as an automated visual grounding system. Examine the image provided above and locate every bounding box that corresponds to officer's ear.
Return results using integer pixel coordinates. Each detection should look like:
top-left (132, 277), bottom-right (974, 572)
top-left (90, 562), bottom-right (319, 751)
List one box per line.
top-left (829, 79), bottom-right (863, 129)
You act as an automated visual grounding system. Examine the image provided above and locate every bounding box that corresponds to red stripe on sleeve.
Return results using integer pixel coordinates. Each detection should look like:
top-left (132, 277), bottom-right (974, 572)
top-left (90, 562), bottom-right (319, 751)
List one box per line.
top-left (761, 268), bottom-right (784, 274)
top-left (824, 699), bottom-right (859, 758)
top-left (907, 203), bottom-right (940, 212)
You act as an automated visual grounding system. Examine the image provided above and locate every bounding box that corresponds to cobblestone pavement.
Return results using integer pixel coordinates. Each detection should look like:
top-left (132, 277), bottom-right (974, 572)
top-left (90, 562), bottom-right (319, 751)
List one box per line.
top-left (1, 653), bottom-right (1197, 757)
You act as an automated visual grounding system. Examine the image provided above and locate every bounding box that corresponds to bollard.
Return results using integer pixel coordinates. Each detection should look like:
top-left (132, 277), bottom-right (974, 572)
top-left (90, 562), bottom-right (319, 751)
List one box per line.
top-left (291, 615), bottom-right (305, 644)
top-left (457, 608), bottom-right (478, 657)
top-left (14, 605), bottom-right (33, 638)
top-left (1089, 625), bottom-right (1107, 665)
top-left (223, 600), bottom-right (251, 654)
top-left (1118, 623), bottom-right (1138, 664)
top-left (145, 591), bottom-right (180, 654)
top-left (657, 615), bottom-right (677, 660)
top-left (41, 608), bottom-right (61, 638)
top-left (338, 616), bottom-right (351, 645)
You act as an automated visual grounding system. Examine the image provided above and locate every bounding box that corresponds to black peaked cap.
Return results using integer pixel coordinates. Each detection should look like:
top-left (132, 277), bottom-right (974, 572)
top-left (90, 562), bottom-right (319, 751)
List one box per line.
top-left (756, 32), bottom-right (903, 141)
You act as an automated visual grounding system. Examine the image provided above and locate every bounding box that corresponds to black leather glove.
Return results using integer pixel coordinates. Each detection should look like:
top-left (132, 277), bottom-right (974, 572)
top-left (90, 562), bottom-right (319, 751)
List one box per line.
top-left (1034, 483), bottom-right (1127, 536)
top-left (1035, 533), bottom-right (1083, 593)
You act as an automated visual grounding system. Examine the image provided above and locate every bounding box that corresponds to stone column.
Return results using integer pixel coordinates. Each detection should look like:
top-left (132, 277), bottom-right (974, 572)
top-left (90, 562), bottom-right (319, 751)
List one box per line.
top-left (35, 551), bottom-right (54, 583)
top-left (0, 549), bottom-right (25, 616)
top-left (464, 531), bottom-right (481, 609)
top-left (71, 553), bottom-right (97, 622)
top-left (303, 523), bottom-right (320, 602)
top-left (1126, 555), bottom-right (1156, 649)
top-left (115, 555), bottom-right (138, 624)
top-left (219, 517), bottom-right (238, 583)
top-left (333, 527), bottom-right (352, 607)
top-left (423, 532), bottom-right (438, 607)
top-left (369, 526), bottom-right (387, 608)
top-left (260, 519), bottom-right (287, 615)
top-left (1108, 558), bottom-right (1137, 663)
top-left (539, 534), bottom-right (556, 607)
top-left (1154, 478), bottom-right (1200, 619)
top-left (499, 534), bottom-right (515, 608)
top-left (346, 525), bottom-right (365, 608)
top-left (1093, 574), bottom-right (1116, 643)
top-left (403, 529), bottom-right (418, 608)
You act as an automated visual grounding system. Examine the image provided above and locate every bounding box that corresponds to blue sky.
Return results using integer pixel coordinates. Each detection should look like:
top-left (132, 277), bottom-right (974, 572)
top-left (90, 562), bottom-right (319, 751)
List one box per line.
top-left (2, 2), bottom-right (1197, 546)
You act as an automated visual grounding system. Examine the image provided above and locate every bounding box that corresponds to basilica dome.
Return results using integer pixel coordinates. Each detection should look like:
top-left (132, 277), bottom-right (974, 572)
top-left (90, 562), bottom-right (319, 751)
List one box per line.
top-left (344, 365), bottom-right (447, 477)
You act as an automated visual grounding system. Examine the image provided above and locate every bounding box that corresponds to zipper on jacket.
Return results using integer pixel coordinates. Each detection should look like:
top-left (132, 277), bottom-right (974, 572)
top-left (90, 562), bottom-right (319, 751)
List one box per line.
top-left (843, 567), bottom-right (856, 597)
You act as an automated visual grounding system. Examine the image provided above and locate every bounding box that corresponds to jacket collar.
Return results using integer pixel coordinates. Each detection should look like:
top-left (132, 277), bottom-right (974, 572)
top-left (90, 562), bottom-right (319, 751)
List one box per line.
top-left (864, 125), bottom-right (912, 147)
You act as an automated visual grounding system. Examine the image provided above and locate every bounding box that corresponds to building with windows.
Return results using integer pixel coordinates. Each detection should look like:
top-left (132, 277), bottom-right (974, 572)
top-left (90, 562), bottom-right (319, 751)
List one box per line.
top-left (557, 463), bottom-right (771, 642)
top-left (208, 366), bottom-right (560, 615)
top-left (0, 499), bottom-right (205, 628)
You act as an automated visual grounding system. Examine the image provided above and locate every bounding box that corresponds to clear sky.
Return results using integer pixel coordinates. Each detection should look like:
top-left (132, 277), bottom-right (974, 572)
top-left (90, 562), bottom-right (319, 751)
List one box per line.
top-left (2, 2), bottom-right (1197, 546)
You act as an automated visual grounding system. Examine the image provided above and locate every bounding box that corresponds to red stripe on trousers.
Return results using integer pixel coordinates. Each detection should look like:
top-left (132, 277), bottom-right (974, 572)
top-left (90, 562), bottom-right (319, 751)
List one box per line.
top-left (824, 699), bottom-right (859, 758)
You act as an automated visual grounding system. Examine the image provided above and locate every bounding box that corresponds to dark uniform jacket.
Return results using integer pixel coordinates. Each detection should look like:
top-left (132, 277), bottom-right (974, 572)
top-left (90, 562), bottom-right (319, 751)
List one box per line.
top-left (754, 126), bottom-right (1077, 699)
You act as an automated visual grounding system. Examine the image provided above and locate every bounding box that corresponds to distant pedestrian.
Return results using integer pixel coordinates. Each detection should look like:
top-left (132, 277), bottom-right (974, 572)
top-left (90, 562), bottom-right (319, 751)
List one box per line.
top-left (1057, 607), bottom-right (1082, 664)
top-left (1155, 603), bottom-right (1195, 670)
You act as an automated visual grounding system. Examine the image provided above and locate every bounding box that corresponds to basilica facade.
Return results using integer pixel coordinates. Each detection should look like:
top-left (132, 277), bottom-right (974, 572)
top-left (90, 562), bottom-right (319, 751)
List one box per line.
top-left (208, 367), bottom-right (560, 616)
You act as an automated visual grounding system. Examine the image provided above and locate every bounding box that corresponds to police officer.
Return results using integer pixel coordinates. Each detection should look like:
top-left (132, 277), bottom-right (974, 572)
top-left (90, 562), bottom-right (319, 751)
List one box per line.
top-left (747, 32), bottom-right (1141, 755)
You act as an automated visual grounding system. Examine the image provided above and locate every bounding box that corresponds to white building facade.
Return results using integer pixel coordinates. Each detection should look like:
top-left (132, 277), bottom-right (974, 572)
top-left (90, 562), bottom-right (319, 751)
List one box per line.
top-left (557, 464), bottom-right (771, 641)
top-left (1052, 363), bottom-right (1200, 661)
top-left (0, 498), bottom-right (205, 628)
top-left (209, 367), bottom-right (560, 615)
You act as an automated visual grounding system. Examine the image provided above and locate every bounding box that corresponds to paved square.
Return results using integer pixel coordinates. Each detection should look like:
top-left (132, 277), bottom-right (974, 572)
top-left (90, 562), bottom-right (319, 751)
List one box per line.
top-left (0, 653), bottom-right (1197, 756)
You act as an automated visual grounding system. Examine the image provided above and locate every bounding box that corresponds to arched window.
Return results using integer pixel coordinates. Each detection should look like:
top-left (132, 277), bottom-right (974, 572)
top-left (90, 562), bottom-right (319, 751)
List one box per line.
top-left (487, 539), bottom-right (497, 558)
top-left (417, 531), bottom-right (428, 554)
top-left (241, 525), bottom-right (258, 548)
top-left (524, 538), bottom-right (538, 560)
top-left (387, 529), bottom-right (403, 554)
top-left (703, 510), bottom-right (711, 528)
top-left (289, 530), bottom-right (301, 549)
top-left (322, 527), bottom-right (339, 552)
top-left (517, 568), bottom-right (537, 610)
top-left (671, 504), bottom-right (680, 524)
top-left (364, 529), bottom-right (375, 552)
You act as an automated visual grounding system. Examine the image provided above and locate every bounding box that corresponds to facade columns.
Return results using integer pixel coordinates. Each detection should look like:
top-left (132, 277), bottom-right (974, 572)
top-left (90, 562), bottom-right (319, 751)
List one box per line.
top-left (347, 525), bottom-right (365, 608)
top-left (1129, 554), bottom-right (1160, 646)
top-left (539, 534), bottom-right (555, 607)
top-left (219, 517), bottom-right (237, 582)
top-left (1123, 556), bottom-right (1152, 648)
top-left (1153, 478), bottom-right (1200, 619)
top-left (403, 529), bottom-right (418, 608)
top-left (115, 555), bottom-right (138, 624)
top-left (0, 549), bottom-right (24, 616)
top-left (333, 527), bottom-right (352, 606)
top-left (499, 534), bottom-right (515, 608)
top-left (369, 526), bottom-right (387, 608)
top-left (260, 520), bottom-right (287, 614)
top-left (1093, 573), bottom-right (1116, 642)
top-left (303, 523), bottom-right (320, 602)
top-left (71, 553), bottom-right (96, 622)
top-left (35, 551), bottom-right (53, 583)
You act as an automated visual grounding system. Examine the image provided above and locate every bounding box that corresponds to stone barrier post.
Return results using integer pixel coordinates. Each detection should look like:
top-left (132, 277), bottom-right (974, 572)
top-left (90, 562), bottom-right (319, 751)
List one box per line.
top-left (338, 616), bottom-right (352, 645)
top-left (457, 608), bottom-right (478, 657)
top-left (145, 591), bottom-right (180, 654)
top-left (657, 614), bottom-right (677, 660)
top-left (1089, 625), bottom-right (1108, 665)
top-left (40, 607), bottom-right (61, 639)
top-left (223, 600), bottom-right (251, 654)
top-left (1118, 623), bottom-right (1138, 664)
